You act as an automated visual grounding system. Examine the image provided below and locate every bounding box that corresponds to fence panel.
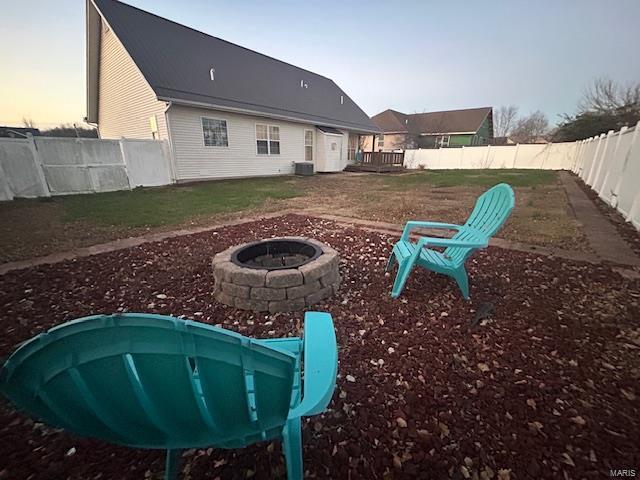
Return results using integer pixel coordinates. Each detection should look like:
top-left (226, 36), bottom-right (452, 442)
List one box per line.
top-left (0, 137), bottom-right (173, 199)
top-left (0, 138), bottom-right (48, 198)
top-left (598, 128), bottom-right (633, 204)
top-left (35, 137), bottom-right (129, 194)
top-left (122, 139), bottom-right (173, 187)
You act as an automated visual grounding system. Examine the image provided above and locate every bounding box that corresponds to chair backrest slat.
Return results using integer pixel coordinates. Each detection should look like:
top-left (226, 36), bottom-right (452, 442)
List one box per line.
top-left (445, 183), bottom-right (515, 266)
top-left (0, 314), bottom-right (297, 449)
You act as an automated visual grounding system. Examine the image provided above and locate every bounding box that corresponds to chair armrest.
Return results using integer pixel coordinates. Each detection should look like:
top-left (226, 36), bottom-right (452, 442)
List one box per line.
top-left (401, 221), bottom-right (462, 241)
top-left (287, 312), bottom-right (337, 419)
top-left (416, 236), bottom-right (488, 249)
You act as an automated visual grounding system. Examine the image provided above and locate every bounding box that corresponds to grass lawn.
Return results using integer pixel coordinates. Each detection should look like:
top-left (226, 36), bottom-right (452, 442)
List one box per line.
top-left (0, 169), bottom-right (584, 262)
top-left (63, 177), bottom-right (300, 227)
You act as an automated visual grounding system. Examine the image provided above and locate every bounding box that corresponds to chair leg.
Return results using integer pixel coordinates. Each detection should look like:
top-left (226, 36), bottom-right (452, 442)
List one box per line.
top-left (385, 251), bottom-right (397, 272)
top-left (391, 258), bottom-right (414, 298)
top-left (453, 267), bottom-right (470, 300)
top-left (282, 417), bottom-right (303, 480)
top-left (165, 449), bottom-right (182, 480)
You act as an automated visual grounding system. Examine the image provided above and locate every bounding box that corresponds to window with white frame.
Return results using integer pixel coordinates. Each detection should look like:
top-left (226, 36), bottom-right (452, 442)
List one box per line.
top-left (378, 134), bottom-right (384, 148)
top-left (201, 117), bottom-right (228, 147)
top-left (304, 129), bottom-right (313, 161)
top-left (435, 135), bottom-right (450, 147)
top-left (256, 124), bottom-right (280, 155)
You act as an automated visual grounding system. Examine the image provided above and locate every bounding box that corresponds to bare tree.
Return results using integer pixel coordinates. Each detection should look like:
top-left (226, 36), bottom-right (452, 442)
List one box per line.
top-left (578, 77), bottom-right (640, 115)
top-left (554, 78), bottom-right (640, 142)
top-left (494, 105), bottom-right (518, 137)
top-left (22, 117), bottom-right (37, 129)
top-left (510, 110), bottom-right (549, 143)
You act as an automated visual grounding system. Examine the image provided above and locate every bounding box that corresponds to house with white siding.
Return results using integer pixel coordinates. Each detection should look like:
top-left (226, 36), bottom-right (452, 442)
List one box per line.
top-left (85, 0), bottom-right (379, 181)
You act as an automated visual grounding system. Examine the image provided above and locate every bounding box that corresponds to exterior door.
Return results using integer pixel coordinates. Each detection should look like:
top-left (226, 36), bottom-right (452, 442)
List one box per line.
top-left (325, 135), bottom-right (343, 171)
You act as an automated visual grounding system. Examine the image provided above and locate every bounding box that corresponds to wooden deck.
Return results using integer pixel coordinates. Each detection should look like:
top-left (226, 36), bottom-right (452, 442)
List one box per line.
top-left (345, 151), bottom-right (405, 173)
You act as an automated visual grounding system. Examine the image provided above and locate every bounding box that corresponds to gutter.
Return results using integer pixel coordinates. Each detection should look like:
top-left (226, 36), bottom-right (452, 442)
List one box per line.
top-left (163, 101), bottom-right (179, 183)
top-left (157, 96), bottom-right (380, 135)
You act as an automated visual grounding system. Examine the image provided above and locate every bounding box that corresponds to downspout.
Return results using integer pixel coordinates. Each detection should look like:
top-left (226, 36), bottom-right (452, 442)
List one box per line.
top-left (163, 101), bottom-right (179, 183)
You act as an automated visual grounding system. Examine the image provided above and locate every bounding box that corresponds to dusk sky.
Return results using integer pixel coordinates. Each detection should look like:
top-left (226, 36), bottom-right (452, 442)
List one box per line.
top-left (1, 0), bottom-right (639, 128)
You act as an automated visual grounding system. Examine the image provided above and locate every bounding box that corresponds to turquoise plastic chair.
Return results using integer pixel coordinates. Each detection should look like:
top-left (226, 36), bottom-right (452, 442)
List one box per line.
top-left (0, 312), bottom-right (338, 480)
top-left (387, 183), bottom-right (515, 299)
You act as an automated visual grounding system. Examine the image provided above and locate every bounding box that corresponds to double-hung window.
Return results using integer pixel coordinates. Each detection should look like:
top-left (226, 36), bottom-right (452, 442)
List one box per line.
top-left (202, 117), bottom-right (228, 147)
top-left (304, 129), bottom-right (314, 161)
top-left (256, 124), bottom-right (280, 155)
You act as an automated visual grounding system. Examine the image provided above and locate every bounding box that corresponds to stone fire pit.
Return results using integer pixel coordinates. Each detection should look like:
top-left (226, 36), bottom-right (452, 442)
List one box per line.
top-left (212, 237), bottom-right (340, 312)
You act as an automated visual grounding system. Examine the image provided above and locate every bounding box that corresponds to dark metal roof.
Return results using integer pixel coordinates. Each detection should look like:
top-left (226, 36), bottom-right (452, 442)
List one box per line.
top-left (372, 107), bottom-right (492, 135)
top-left (91, 0), bottom-right (379, 133)
top-left (316, 126), bottom-right (343, 134)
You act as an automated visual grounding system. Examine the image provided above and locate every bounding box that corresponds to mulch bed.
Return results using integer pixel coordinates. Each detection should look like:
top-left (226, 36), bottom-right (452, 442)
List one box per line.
top-left (1, 214), bottom-right (639, 480)
top-left (576, 179), bottom-right (640, 258)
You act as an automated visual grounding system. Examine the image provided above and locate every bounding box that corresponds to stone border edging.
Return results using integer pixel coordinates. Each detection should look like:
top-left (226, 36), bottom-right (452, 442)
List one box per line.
top-left (2, 211), bottom-right (638, 279)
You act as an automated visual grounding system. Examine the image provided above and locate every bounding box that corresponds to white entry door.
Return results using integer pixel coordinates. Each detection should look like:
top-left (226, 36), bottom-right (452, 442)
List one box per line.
top-left (325, 135), bottom-right (343, 171)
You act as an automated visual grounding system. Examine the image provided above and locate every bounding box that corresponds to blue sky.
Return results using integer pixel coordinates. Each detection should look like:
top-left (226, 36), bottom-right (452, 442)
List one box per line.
top-left (1, 0), bottom-right (639, 127)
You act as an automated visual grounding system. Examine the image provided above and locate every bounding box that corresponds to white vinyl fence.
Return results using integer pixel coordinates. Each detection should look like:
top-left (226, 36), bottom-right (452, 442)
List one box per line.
top-left (404, 142), bottom-right (579, 170)
top-left (570, 124), bottom-right (640, 230)
top-left (0, 135), bottom-right (173, 201)
top-left (403, 121), bottom-right (640, 230)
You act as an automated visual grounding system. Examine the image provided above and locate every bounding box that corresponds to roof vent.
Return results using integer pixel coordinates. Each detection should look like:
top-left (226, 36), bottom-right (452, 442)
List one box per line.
top-left (405, 119), bottom-right (408, 124)
top-left (300, 80), bottom-right (308, 88)
top-left (340, 95), bottom-right (344, 104)
top-left (210, 68), bottom-right (215, 81)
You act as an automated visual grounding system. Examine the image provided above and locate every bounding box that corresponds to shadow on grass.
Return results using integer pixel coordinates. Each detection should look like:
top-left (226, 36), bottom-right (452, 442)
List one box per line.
top-left (61, 177), bottom-right (301, 227)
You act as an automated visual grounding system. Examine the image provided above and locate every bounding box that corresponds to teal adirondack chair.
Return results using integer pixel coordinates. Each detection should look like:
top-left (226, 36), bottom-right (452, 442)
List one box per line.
top-left (387, 183), bottom-right (515, 299)
top-left (0, 312), bottom-right (338, 480)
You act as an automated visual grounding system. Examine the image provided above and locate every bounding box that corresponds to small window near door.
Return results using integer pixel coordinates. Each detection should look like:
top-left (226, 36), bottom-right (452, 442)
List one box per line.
top-left (202, 117), bottom-right (228, 147)
top-left (435, 135), bottom-right (450, 148)
top-left (256, 124), bottom-right (280, 155)
top-left (378, 135), bottom-right (385, 148)
top-left (304, 129), bottom-right (313, 161)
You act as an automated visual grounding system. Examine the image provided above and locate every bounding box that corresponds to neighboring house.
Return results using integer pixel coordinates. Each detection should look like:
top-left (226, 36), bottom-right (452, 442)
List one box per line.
top-left (85, 0), bottom-right (378, 180)
top-left (0, 127), bottom-right (40, 138)
top-left (363, 107), bottom-right (493, 151)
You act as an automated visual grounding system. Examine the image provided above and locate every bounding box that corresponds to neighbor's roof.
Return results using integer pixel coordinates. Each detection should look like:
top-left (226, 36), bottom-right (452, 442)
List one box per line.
top-left (86, 0), bottom-right (379, 133)
top-left (371, 107), bottom-right (492, 135)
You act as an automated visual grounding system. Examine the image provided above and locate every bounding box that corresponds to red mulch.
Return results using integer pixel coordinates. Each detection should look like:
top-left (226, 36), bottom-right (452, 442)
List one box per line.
top-left (576, 179), bottom-right (640, 258)
top-left (1, 214), bottom-right (639, 480)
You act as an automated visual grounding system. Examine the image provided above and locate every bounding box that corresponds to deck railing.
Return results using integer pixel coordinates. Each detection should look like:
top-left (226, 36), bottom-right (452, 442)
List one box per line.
top-left (360, 151), bottom-right (405, 166)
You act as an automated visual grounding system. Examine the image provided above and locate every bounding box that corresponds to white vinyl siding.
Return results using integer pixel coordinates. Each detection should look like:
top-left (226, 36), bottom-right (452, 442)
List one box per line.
top-left (168, 105), bottom-right (315, 180)
top-left (97, 20), bottom-right (168, 140)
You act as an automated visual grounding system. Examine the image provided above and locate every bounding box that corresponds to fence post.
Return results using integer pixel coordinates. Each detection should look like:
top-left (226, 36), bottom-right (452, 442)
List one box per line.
top-left (460, 145), bottom-right (465, 169)
top-left (578, 137), bottom-right (595, 178)
top-left (484, 145), bottom-right (492, 168)
top-left (119, 138), bottom-right (134, 189)
top-left (512, 143), bottom-right (520, 168)
top-left (576, 140), bottom-right (583, 173)
top-left (588, 131), bottom-right (612, 185)
top-left (26, 133), bottom-right (51, 197)
top-left (585, 133), bottom-right (604, 184)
